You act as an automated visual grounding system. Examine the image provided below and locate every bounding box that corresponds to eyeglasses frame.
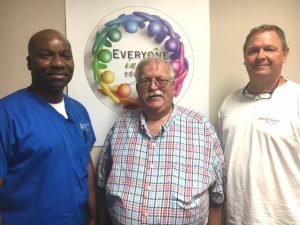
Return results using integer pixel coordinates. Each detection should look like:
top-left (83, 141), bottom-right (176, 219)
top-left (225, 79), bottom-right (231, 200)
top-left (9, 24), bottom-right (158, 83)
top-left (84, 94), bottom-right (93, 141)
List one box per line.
top-left (242, 76), bottom-right (282, 100)
top-left (137, 77), bottom-right (174, 89)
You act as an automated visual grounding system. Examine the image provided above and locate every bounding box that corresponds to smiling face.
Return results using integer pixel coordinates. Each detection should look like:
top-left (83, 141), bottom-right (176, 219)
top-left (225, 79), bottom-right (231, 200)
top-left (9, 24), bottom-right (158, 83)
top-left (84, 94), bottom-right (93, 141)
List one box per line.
top-left (136, 58), bottom-right (175, 120)
top-left (27, 29), bottom-right (74, 100)
top-left (243, 31), bottom-right (289, 81)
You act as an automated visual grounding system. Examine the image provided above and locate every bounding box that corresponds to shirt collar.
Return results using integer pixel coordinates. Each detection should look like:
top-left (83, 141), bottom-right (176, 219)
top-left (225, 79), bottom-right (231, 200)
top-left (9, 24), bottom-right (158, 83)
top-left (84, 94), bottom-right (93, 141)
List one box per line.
top-left (139, 105), bottom-right (177, 138)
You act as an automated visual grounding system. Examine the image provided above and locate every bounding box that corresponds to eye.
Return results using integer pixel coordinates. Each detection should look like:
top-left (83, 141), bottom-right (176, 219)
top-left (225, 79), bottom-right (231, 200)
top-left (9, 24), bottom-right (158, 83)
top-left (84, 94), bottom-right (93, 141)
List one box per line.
top-left (138, 79), bottom-right (151, 87)
top-left (265, 47), bottom-right (275, 52)
top-left (38, 51), bottom-right (53, 59)
top-left (61, 51), bottom-right (73, 60)
top-left (156, 78), bottom-right (168, 82)
top-left (139, 79), bottom-right (150, 83)
top-left (246, 48), bottom-right (259, 55)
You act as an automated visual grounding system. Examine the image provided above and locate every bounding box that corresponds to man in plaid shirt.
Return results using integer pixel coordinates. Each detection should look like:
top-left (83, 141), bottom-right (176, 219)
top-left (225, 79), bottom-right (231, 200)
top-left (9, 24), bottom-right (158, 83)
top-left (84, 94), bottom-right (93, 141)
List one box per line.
top-left (97, 57), bottom-right (225, 225)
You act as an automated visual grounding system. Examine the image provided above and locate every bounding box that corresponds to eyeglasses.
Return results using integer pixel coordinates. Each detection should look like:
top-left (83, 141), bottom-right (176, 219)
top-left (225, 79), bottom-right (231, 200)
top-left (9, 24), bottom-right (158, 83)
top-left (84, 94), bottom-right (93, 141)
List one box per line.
top-left (242, 77), bottom-right (281, 100)
top-left (137, 77), bottom-right (174, 88)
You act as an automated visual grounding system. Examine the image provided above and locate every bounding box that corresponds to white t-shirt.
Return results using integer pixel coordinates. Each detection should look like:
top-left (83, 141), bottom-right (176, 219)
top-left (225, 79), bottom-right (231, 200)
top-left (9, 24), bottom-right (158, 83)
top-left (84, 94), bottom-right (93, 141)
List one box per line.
top-left (218, 80), bottom-right (300, 225)
top-left (49, 98), bottom-right (68, 119)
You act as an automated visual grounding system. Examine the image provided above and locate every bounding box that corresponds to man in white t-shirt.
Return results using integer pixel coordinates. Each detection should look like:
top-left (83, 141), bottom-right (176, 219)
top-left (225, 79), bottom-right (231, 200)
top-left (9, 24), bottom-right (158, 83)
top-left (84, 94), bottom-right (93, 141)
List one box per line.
top-left (218, 24), bottom-right (300, 225)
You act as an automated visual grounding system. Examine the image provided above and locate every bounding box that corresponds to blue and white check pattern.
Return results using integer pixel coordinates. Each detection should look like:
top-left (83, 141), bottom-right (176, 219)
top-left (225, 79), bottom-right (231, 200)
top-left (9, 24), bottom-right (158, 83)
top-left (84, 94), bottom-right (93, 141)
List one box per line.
top-left (97, 105), bottom-right (225, 225)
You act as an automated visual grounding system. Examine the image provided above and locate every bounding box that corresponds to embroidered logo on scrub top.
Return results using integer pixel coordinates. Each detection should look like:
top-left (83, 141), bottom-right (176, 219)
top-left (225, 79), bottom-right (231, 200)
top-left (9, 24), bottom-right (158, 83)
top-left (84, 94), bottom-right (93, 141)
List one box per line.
top-left (80, 122), bottom-right (92, 142)
top-left (80, 122), bottom-right (92, 131)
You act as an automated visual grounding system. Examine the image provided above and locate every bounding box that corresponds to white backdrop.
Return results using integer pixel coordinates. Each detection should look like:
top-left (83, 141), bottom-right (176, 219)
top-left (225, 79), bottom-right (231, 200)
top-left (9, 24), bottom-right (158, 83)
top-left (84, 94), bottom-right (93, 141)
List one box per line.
top-left (65, 0), bottom-right (210, 145)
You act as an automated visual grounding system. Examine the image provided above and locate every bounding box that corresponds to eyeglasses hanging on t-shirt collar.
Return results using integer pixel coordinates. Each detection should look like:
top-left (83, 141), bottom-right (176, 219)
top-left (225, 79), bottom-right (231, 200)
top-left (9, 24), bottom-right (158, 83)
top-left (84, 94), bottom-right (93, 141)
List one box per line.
top-left (242, 76), bottom-right (282, 100)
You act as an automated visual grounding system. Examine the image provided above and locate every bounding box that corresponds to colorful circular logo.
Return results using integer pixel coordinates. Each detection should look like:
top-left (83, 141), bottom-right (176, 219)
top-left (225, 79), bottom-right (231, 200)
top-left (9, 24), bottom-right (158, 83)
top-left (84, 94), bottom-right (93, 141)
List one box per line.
top-left (84, 7), bottom-right (193, 114)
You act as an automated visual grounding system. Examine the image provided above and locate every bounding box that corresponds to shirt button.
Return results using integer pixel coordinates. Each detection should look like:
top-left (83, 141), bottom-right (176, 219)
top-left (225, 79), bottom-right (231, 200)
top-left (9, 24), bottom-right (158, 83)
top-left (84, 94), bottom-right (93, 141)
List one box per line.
top-left (144, 212), bottom-right (148, 217)
top-left (147, 186), bottom-right (151, 190)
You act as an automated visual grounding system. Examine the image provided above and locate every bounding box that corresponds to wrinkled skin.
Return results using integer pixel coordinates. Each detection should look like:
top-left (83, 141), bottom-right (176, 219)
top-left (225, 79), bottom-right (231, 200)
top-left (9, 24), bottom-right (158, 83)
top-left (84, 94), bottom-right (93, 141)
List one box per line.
top-left (136, 58), bottom-right (175, 121)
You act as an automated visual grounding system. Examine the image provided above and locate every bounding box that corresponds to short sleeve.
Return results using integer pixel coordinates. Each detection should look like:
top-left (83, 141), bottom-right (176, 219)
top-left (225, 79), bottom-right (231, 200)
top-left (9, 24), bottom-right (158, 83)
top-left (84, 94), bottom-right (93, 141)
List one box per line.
top-left (208, 122), bottom-right (226, 204)
top-left (96, 127), bottom-right (114, 188)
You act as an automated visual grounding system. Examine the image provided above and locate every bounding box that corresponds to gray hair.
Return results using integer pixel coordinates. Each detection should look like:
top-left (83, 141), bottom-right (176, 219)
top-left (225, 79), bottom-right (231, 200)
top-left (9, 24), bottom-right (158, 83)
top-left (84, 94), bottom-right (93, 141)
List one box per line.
top-left (134, 57), bottom-right (175, 82)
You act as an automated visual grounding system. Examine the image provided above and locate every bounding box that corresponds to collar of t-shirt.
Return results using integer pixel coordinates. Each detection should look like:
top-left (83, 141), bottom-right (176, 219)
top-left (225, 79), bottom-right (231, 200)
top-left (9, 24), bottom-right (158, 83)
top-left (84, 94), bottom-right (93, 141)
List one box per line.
top-left (49, 98), bottom-right (68, 119)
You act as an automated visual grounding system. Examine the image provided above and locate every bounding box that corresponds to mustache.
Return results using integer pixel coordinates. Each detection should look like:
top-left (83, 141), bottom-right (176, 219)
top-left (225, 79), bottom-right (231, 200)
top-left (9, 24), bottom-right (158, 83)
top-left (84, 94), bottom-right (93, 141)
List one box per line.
top-left (146, 90), bottom-right (164, 98)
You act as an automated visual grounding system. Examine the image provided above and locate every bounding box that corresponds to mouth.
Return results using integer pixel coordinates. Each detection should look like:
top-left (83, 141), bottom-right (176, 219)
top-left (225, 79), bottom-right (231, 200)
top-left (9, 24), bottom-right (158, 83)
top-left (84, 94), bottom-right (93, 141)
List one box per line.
top-left (48, 73), bottom-right (67, 79)
top-left (255, 64), bottom-right (269, 68)
top-left (252, 65), bottom-right (270, 71)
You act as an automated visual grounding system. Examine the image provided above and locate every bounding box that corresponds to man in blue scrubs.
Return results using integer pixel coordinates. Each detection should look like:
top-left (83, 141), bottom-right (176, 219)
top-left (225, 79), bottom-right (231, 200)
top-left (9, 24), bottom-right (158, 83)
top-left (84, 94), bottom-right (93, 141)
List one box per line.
top-left (0, 29), bottom-right (97, 225)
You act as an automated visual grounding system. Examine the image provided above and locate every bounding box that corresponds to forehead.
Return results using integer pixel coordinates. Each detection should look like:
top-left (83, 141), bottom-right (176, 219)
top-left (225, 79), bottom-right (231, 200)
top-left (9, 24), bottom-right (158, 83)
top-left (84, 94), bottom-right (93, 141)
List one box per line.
top-left (140, 60), bottom-right (169, 76)
top-left (246, 31), bottom-right (282, 48)
top-left (30, 34), bottom-right (71, 53)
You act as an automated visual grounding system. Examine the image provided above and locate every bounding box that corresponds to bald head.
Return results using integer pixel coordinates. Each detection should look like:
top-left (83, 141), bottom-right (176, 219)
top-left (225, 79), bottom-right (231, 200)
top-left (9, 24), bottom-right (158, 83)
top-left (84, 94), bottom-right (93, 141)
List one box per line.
top-left (26, 29), bottom-right (74, 103)
top-left (28, 29), bottom-right (71, 56)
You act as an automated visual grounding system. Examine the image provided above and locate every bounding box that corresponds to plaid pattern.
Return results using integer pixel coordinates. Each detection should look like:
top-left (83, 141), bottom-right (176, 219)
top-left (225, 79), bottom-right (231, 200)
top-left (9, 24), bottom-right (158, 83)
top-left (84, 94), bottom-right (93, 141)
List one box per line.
top-left (97, 105), bottom-right (225, 225)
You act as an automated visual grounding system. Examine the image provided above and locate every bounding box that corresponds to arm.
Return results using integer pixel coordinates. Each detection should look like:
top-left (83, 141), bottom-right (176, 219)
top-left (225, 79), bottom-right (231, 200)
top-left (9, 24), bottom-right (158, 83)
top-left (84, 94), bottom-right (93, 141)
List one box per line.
top-left (208, 199), bottom-right (224, 225)
top-left (97, 128), bottom-right (114, 225)
top-left (87, 156), bottom-right (97, 225)
top-left (206, 122), bottom-right (226, 225)
top-left (97, 187), bottom-right (113, 225)
top-left (0, 178), bottom-right (4, 225)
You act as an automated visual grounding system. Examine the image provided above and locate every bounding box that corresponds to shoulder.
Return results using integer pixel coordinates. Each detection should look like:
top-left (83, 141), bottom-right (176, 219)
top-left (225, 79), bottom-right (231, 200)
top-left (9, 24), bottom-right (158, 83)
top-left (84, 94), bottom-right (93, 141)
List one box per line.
top-left (0, 89), bottom-right (32, 112)
top-left (219, 88), bottom-right (243, 114)
top-left (116, 109), bottom-right (140, 123)
top-left (275, 80), bottom-right (300, 98)
top-left (221, 88), bottom-right (243, 106)
top-left (0, 89), bottom-right (29, 104)
top-left (173, 105), bottom-right (219, 141)
top-left (174, 105), bottom-right (210, 124)
top-left (108, 110), bottom-right (140, 136)
top-left (64, 95), bottom-right (85, 107)
top-left (285, 80), bottom-right (300, 90)
top-left (64, 95), bottom-right (90, 114)
top-left (64, 96), bottom-right (95, 128)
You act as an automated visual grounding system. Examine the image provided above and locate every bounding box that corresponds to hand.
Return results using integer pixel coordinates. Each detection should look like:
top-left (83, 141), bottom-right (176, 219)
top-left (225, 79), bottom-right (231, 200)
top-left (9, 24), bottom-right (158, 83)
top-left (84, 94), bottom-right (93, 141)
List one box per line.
top-left (87, 218), bottom-right (98, 225)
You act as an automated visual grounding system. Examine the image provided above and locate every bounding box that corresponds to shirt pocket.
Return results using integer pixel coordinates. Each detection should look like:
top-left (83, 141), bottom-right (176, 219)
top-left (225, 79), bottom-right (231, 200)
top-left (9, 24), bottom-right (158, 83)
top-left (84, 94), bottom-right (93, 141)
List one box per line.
top-left (169, 163), bottom-right (209, 210)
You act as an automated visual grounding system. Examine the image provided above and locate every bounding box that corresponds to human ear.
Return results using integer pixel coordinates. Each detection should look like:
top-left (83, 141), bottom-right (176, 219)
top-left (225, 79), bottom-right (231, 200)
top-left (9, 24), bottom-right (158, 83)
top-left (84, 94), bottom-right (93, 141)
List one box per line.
top-left (283, 48), bottom-right (289, 63)
top-left (26, 56), bottom-right (32, 71)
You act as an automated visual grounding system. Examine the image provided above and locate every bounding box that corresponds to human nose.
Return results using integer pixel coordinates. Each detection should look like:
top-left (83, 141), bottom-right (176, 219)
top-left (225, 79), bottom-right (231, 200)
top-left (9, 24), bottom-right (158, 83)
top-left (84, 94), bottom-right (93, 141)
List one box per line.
top-left (51, 55), bottom-right (64, 67)
top-left (257, 49), bottom-right (266, 59)
top-left (149, 79), bottom-right (159, 89)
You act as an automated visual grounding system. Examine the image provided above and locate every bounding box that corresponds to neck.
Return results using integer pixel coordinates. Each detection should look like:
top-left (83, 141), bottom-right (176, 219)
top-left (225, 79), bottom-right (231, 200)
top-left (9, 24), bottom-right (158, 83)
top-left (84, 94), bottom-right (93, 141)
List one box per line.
top-left (248, 76), bottom-right (284, 93)
top-left (143, 105), bottom-right (173, 122)
top-left (28, 85), bottom-right (64, 103)
top-left (143, 106), bottom-right (173, 135)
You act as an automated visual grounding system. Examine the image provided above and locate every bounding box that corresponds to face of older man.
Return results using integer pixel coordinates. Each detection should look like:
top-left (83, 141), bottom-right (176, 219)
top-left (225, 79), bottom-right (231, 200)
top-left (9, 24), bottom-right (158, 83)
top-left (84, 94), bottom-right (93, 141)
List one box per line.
top-left (136, 59), bottom-right (175, 119)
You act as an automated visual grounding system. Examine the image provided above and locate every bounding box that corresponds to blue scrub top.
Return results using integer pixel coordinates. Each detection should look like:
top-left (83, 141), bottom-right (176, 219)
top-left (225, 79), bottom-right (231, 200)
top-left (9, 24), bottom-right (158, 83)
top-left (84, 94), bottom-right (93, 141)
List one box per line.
top-left (0, 88), bottom-right (96, 225)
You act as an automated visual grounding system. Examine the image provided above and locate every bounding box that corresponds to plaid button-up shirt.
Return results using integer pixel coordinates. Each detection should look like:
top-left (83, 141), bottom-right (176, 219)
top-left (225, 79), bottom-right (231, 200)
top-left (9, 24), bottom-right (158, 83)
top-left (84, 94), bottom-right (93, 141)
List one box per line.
top-left (97, 105), bottom-right (225, 225)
